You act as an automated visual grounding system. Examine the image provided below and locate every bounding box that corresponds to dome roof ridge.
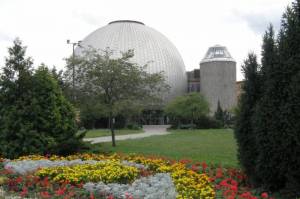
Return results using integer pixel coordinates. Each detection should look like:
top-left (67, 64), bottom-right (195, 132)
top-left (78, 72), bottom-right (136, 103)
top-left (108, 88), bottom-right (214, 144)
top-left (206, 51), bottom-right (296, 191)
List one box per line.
top-left (108, 20), bottom-right (145, 25)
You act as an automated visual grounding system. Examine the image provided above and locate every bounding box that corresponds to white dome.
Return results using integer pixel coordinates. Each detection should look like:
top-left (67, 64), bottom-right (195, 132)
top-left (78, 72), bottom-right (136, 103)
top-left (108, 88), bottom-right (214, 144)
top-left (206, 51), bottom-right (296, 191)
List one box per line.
top-left (77, 20), bottom-right (187, 101)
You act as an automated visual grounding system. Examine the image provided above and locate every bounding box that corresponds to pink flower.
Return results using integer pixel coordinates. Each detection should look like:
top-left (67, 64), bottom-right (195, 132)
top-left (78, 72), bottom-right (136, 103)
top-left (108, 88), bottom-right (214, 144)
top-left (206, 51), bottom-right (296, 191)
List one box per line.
top-left (261, 192), bottom-right (269, 198)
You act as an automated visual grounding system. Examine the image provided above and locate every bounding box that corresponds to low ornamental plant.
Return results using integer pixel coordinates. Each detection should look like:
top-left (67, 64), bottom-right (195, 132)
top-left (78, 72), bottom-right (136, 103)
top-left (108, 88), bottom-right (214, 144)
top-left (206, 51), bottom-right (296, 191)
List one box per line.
top-left (0, 153), bottom-right (275, 199)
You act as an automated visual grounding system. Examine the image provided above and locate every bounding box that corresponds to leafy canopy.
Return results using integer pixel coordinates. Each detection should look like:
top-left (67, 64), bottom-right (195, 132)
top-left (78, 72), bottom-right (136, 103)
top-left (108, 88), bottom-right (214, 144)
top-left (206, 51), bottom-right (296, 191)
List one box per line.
top-left (164, 92), bottom-right (209, 123)
top-left (68, 47), bottom-right (169, 146)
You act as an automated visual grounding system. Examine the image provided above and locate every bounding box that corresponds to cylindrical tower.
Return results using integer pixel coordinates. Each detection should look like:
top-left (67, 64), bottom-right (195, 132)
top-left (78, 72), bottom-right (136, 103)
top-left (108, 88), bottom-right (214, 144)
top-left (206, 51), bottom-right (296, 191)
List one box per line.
top-left (200, 45), bottom-right (236, 113)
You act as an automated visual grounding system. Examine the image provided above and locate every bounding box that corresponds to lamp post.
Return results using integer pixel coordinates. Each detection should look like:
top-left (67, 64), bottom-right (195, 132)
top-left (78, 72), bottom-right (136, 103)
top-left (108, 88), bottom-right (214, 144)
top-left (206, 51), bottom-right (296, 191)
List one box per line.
top-left (67, 40), bottom-right (81, 101)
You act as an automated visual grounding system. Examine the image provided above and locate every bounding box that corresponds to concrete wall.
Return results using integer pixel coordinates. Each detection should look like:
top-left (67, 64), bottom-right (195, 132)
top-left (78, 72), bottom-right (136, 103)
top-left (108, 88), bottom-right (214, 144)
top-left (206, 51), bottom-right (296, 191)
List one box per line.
top-left (200, 61), bottom-right (236, 113)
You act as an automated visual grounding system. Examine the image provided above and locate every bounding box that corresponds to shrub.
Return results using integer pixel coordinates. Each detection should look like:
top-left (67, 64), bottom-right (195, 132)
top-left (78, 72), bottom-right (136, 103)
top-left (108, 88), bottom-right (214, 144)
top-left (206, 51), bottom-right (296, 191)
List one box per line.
top-left (195, 116), bottom-right (222, 129)
top-left (126, 123), bottom-right (142, 130)
top-left (0, 39), bottom-right (85, 158)
top-left (165, 92), bottom-right (210, 128)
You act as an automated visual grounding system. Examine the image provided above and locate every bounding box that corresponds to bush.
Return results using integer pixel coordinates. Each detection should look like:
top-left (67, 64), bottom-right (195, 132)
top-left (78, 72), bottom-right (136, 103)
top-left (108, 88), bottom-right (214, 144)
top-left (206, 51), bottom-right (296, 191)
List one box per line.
top-left (195, 116), bottom-right (223, 129)
top-left (165, 92), bottom-right (210, 128)
top-left (0, 40), bottom-right (85, 158)
top-left (178, 124), bottom-right (197, 129)
top-left (126, 123), bottom-right (142, 130)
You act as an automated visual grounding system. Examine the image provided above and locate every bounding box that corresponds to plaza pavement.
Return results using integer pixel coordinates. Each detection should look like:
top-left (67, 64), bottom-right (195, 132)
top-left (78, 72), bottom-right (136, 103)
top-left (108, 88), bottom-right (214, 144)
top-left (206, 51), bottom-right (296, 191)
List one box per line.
top-left (83, 125), bottom-right (170, 144)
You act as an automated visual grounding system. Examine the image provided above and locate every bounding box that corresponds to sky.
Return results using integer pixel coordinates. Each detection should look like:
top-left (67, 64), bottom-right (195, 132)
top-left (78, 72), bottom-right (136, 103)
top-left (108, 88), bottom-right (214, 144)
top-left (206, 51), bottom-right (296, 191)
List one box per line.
top-left (0, 0), bottom-right (293, 81)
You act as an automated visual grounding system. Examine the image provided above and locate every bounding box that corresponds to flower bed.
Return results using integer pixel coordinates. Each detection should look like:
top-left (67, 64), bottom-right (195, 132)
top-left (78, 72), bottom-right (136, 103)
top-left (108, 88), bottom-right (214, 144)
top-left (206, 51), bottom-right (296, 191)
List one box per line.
top-left (36, 161), bottom-right (139, 184)
top-left (0, 154), bottom-right (274, 199)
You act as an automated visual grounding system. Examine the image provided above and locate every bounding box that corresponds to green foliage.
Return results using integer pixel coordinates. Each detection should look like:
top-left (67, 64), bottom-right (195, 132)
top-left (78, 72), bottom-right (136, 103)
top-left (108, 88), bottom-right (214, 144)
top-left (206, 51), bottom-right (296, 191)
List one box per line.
top-left (214, 101), bottom-right (224, 125)
top-left (252, 25), bottom-right (283, 190)
top-left (236, 1), bottom-right (300, 197)
top-left (0, 39), bottom-right (85, 158)
top-left (214, 101), bottom-right (234, 128)
top-left (254, 2), bottom-right (300, 196)
top-left (234, 53), bottom-right (261, 185)
top-left (164, 92), bottom-right (210, 127)
top-left (195, 116), bottom-right (222, 129)
top-left (67, 48), bottom-right (169, 146)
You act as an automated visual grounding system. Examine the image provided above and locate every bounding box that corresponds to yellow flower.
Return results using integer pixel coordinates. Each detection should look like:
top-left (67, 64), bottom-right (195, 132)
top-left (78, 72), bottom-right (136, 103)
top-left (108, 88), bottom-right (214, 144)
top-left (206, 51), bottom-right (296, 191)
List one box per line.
top-left (20, 153), bottom-right (215, 198)
top-left (35, 160), bottom-right (139, 184)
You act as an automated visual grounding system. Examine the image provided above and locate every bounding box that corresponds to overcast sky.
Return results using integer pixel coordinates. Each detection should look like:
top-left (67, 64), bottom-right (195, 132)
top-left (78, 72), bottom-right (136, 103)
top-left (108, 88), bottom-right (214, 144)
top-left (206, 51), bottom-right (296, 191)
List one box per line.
top-left (0, 0), bottom-right (293, 80)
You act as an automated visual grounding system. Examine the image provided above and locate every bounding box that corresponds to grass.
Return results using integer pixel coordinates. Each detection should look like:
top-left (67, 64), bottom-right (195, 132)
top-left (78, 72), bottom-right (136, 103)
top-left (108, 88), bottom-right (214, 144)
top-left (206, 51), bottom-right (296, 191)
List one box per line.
top-left (96, 129), bottom-right (239, 167)
top-left (84, 128), bottom-right (143, 138)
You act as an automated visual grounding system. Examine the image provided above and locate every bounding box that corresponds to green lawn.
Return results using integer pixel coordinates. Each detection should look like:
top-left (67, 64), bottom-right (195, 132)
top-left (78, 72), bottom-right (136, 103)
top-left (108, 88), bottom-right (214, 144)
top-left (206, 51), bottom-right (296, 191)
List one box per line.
top-left (98, 129), bottom-right (239, 167)
top-left (84, 128), bottom-right (143, 138)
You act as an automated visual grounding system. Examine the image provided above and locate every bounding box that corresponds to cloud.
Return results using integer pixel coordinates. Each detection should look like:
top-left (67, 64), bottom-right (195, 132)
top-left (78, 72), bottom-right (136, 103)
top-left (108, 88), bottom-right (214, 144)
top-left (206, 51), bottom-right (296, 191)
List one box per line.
top-left (72, 10), bottom-right (105, 26)
top-left (232, 9), bottom-right (283, 34)
top-left (0, 31), bottom-right (13, 42)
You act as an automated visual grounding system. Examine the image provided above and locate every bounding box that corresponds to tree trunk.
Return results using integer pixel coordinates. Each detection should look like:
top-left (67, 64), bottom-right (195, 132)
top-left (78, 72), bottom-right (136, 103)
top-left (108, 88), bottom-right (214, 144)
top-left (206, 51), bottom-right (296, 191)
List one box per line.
top-left (110, 115), bottom-right (116, 147)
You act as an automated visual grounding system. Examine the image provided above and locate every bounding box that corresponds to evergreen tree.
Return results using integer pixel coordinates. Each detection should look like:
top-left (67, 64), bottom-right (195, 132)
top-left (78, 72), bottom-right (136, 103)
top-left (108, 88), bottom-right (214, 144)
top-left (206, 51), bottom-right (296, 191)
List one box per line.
top-left (31, 66), bottom-right (85, 155)
top-left (253, 24), bottom-right (283, 190)
top-left (0, 39), bottom-right (84, 158)
top-left (276, 0), bottom-right (300, 196)
top-left (0, 39), bottom-right (42, 158)
top-left (234, 53), bottom-right (261, 185)
top-left (239, 1), bottom-right (300, 196)
top-left (214, 101), bottom-right (224, 126)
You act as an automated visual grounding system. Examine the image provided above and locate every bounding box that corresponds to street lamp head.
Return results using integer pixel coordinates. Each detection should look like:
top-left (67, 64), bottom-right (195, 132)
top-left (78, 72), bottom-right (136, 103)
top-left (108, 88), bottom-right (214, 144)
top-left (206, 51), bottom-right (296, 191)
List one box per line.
top-left (78, 40), bottom-right (82, 48)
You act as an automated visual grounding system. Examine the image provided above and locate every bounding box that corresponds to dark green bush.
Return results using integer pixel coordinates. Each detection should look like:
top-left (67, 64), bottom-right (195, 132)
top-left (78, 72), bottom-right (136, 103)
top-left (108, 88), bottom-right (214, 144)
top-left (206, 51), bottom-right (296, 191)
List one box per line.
top-left (126, 123), bottom-right (142, 130)
top-left (0, 40), bottom-right (85, 158)
top-left (178, 124), bottom-right (197, 129)
top-left (195, 116), bottom-right (222, 129)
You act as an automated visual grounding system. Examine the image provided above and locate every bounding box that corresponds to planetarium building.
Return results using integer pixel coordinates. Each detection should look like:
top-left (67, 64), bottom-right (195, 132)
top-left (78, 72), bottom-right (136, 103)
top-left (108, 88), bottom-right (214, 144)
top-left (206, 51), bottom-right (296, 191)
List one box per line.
top-left (77, 20), bottom-right (187, 101)
top-left (77, 20), bottom-right (237, 123)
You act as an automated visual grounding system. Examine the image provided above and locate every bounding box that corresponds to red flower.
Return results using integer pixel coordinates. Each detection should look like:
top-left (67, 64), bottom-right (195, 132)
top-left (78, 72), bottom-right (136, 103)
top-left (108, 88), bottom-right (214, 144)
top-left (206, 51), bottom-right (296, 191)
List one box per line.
top-left (202, 162), bottom-right (208, 172)
top-left (41, 177), bottom-right (50, 187)
top-left (125, 192), bottom-right (134, 199)
top-left (55, 187), bottom-right (66, 196)
top-left (90, 192), bottom-right (95, 199)
top-left (20, 186), bottom-right (28, 197)
top-left (179, 159), bottom-right (192, 164)
top-left (216, 167), bottom-right (223, 178)
top-left (191, 164), bottom-right (199, 172)
top-left (40, 191), bottom-right (51, 198)
top-left (261, 192), bottom-right (269, 198)
top-left (15, 176), bottom-right (23, 183)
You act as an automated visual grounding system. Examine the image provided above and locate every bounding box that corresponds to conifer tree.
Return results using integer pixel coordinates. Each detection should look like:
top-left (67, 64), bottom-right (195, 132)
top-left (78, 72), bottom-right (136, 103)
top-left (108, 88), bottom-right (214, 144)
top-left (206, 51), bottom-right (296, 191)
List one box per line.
top-left (241, 1), bottom-right (300, 196)
top-left (234, 53), bottom-right (261, 184)
top-left (276, 0), bottom-right (300, 195)
top-left (214, 101), bottom-right (224, 126)
top-left (253, 25), bottom-right (283, 190)
top-left (0, 39), bottom-right (84, 158)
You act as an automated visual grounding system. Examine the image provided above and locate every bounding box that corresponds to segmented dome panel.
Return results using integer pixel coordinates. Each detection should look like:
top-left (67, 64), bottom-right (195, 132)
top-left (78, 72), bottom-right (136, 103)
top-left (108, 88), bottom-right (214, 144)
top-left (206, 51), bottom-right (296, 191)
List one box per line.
top-left (77, 20), bottom-right (187, 101)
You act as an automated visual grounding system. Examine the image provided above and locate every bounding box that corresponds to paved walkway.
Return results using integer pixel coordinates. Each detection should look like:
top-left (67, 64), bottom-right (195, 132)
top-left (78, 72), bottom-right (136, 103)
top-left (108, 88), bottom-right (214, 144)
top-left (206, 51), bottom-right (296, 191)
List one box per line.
top-left (84, 125), bottom-right (170, 144)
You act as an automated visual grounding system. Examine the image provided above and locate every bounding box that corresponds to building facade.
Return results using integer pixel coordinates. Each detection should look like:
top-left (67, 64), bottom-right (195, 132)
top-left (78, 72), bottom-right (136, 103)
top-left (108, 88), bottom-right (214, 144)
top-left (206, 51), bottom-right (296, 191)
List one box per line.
top-left (78, 20), bottom-right (238, 119)
top-left (77, 20), bottom-right (187, 102)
